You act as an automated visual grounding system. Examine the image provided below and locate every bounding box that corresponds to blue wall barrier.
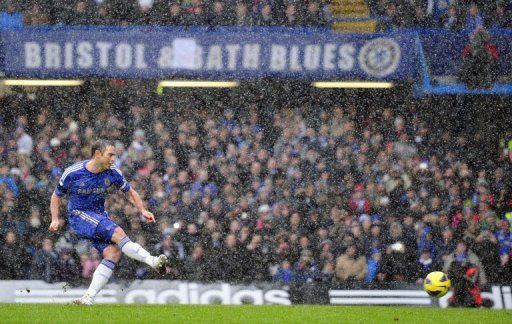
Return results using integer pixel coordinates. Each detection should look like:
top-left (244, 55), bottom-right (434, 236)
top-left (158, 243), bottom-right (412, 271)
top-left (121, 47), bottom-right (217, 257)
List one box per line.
top-left (2, 25), bottom-right (512, 96)
top-left (0, 26), bottom-right (416, 80)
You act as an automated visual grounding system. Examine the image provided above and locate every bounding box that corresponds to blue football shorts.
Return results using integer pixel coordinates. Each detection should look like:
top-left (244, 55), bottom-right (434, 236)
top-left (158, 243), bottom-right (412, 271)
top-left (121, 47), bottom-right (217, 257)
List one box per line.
top-left (68, 210), bottom-right (119, 254)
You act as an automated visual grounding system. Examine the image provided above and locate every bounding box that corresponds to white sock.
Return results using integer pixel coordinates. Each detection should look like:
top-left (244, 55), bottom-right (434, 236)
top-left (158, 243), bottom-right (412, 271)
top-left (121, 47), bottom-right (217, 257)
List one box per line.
top-left (119, 236), bottom-right (156, 267)
top-left (85, 259), bottom-right (115, 298)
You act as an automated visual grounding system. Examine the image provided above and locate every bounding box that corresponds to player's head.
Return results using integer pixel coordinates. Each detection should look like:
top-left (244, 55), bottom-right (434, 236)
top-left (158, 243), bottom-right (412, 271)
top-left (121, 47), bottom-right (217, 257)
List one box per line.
top-left (91, 139), bottom-right (115, 170)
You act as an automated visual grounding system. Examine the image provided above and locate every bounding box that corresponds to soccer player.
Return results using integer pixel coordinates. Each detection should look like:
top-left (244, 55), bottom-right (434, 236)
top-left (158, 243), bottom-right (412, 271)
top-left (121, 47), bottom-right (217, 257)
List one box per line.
top-left (49, 139), bottom-right (167, 305)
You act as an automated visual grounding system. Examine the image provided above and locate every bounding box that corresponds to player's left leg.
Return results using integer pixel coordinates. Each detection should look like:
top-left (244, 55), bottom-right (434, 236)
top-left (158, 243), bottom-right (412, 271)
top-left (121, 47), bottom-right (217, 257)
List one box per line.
top-left (74, 217), bottom-right (165, 305)
top-left (111, 226), bottom-right (167, 274)
top-left (73, 244), bottom-right (120, 305)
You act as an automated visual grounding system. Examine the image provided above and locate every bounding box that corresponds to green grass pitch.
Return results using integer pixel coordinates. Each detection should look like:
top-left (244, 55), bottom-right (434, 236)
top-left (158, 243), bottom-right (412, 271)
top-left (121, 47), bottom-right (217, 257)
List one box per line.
top-left (1, 304), bottom-right (511, 323)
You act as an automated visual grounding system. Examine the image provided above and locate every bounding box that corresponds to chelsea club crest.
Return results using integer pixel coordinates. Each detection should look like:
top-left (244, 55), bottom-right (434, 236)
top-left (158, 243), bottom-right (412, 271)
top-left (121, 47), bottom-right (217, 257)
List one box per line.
top-left (104, 178), bottom-right (111, 186)
top-left (358, 38), bottom-right (401, 78)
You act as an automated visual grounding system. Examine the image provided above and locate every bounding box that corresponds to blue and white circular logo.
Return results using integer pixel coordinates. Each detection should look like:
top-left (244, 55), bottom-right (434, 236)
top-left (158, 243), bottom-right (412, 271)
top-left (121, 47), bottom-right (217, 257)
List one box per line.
top-left (358, 38), bottom-right (401, 78)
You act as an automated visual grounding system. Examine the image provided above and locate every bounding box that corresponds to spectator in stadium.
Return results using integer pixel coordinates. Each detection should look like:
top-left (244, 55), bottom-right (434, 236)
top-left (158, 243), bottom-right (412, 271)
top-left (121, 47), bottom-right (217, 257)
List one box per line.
top-left (183, 245), bottom-right (208, 281)
top-left (17, 178), bottom-right (45, 219)
top-left (135, 0), bottom-right (156, 25)
top-left (234, 2), bottom-right (253, 26)
top-left (0, 231), bottom-right (28, 279)
top-left (361, 223), bottom-right (384, 259)
top-left (93, 4), bottom-right (114, 26)
top-left (412, 5), bottom-right (435, 28)
top-left (184, 0), bottom-right (208, 25)
top-left (473, 223), bottom-right (500, 283)
top-left (394, 0), bottom-right (415, 27)
top-left (292, 250), bottom-right (321, 283)
top-left (465, 3), bottom-right (484, 32)
top-left (255, 4), bottom-right (275, 26)
top-left (25, 206), bottom-right (46, 247)
top-left (416, 249), bottom-right (435, 281)
top-left (335, 244), bottom-right (367, 283)
top-left (495, 219), bottom-right (512, 261)
top-left (284, 3), bottom-right (300, 26)
top-left (29, 238), bottom-right (60, 283)
top-left (0, 162), bottom-right (18, 197)
top-left (490, 2), bottom-right (511, 28)
top-left (460, 27), bottom-right (498, 89)
top-left (377, 238), bottom-right (410, 282)
top-left (417, 225), bottom-right (437, 263)
top-left (209, 1), bottom-right (231, 26)
top-left (23, 3), bottom-right (49, 25)
top-left (365, 250), bottom-right (381, 283)
top-left (274, 260), bottom-right (294, 285)
top-left (155, 234), bottom-right (186, 264)
top-left (57, 248), bottom-right (81, 285)
top-left (303, 1), bottom-right (325, 26)
top-left (68, 0), bottom-right (93, 25)
top-left (498, 244), bottom-right (512, 283)
top-left (191, 169), bottom-right (218, 198)
top-left (448, 260), bottom-right (486, 307)
top-left (218, 234), bottom-right (248, 282)
top-left (439, 5), bottom-right (464, 31)
top-left (438, 228), bottom-right (457, 265)
top-left (443, 240), bottom-right (487, 286)
top-left (106, 0), bottom-right (137, 25)
top-left (246, 233), bottom-right (270, 281)
top-left (0, 1), bottom-right (23, 28)
top-left (80, 251), bottom-right (101, 280)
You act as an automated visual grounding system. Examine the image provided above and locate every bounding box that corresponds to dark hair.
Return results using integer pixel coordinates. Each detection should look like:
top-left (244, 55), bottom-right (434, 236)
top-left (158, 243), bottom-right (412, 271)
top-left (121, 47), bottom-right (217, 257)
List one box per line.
top-left (90, 139), bottom-right (114, 157)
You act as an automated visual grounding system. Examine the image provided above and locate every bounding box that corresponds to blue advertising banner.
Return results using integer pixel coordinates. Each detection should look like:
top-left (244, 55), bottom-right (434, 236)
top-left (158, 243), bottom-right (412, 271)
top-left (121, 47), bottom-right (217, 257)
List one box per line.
top-left (0, 26), bottom-right (417, 80)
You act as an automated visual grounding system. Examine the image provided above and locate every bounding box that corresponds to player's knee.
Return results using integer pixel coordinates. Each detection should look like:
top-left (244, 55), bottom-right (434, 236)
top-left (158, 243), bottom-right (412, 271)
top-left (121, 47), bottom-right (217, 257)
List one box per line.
top-left (110, 251), bottom-right (122, 263)
top-left (103, 245), bottom-right (122, 262)
top-left (111, 249), bottom-right (122, 262)
top-left (110, 226), bottom-right (127, 244)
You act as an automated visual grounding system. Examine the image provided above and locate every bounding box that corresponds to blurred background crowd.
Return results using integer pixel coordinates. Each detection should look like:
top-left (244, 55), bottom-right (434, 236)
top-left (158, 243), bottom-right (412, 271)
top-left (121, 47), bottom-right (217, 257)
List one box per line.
top-left (2, 0), bottom-right (512, 30)
top-left (1, 81), bottom-right (512, 288)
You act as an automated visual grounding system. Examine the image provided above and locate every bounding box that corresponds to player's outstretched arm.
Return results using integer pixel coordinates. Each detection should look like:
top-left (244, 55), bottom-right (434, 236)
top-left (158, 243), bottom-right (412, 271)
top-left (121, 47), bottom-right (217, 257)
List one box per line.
top-left (126, 187), bottom-right (155, 223)
top-left (49, 192), bottom-right (61, 232)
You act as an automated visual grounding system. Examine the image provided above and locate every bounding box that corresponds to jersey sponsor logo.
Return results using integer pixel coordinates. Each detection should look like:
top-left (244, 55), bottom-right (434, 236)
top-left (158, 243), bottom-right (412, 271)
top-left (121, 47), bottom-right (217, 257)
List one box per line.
top-left (77, 187), bottom-right (106, 195)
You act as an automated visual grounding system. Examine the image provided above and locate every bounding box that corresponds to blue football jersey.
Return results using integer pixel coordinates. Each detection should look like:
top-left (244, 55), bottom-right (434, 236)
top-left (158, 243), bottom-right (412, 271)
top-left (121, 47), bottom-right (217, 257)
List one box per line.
top-left (54, 160), bottom-right (131, 214)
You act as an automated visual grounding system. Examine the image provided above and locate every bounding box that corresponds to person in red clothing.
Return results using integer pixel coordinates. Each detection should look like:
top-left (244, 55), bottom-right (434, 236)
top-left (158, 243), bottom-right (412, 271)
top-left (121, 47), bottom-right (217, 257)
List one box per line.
top-left (460, 27), bottom-right (499, 89)
top-left (448, 262), bottom-right (485, 307)
top-left (348, 184), bottom-right (371, 215)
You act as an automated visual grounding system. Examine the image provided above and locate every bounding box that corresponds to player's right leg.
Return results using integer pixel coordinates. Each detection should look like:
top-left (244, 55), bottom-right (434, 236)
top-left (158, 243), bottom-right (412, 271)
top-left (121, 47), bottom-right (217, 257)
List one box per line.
top-left (110, 226), bottom-right (167, 275)
top-left (73, 244), bottom-right (121, 306)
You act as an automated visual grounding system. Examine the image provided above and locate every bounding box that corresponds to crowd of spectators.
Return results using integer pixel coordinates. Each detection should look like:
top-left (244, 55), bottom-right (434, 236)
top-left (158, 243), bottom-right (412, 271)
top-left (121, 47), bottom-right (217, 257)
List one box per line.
top-left (373, 1), bottom-right (512, 31)
top-left (2, 1), bottom-right (512, 30)
top-left (0, 0), bottom-right (327, 28)
top-left (1, 84), bottom-right (512, 288)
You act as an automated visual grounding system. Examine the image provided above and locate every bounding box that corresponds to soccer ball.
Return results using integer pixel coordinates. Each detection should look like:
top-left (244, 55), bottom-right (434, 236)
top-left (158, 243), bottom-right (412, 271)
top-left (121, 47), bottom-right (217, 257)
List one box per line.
top-left (424, 271), bottom-right (451, 298)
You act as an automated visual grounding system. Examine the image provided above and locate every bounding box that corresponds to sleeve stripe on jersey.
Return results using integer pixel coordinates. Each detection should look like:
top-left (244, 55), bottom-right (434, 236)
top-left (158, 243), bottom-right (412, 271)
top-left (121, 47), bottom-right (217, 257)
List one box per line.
top-left (59, 163), bottom-right (83, 185)
top-left (110, 165), bottom-right (123, 176)
top-left (61, 164), bottom-right (82, 181)
top-left (120, 181), bottom-right (127, 190)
